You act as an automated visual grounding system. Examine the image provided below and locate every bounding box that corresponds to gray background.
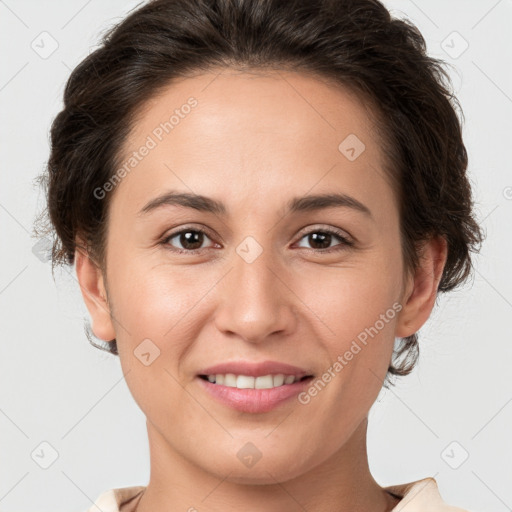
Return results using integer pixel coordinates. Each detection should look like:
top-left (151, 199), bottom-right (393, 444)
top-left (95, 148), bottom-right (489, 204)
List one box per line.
top-left (1, 0), bottom-right (511, 510)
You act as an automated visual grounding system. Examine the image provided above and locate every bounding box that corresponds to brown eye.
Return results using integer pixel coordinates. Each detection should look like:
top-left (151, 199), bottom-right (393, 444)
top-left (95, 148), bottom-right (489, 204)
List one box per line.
top-left (296, 228), bottom-right (354, 252)
top-left (162, 228), bottom-right (215, 253)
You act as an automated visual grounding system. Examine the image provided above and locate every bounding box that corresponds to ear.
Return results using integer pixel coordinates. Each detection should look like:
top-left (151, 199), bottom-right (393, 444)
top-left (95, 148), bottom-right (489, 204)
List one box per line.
top-left (395, 235), bottom-right (448, 338)
top-left (74, 241), bottom-right (116, 342)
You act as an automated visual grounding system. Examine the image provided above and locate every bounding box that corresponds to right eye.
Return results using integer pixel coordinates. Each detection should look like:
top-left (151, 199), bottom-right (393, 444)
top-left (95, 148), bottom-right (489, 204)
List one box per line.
top-left (160, 227), bottom-right (218, 253)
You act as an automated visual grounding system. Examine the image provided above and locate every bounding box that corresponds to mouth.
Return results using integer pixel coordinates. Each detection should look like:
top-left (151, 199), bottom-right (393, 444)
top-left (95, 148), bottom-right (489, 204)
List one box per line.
top-left (195, 360), bottom-right (315, 412)
top-left (196, 373), bottom-right (315, 413)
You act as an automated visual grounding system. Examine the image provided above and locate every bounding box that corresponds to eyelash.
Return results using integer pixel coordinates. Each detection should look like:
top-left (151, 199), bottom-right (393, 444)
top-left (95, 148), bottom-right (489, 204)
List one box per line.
top-left (159, 225), bottom-right (355, 254)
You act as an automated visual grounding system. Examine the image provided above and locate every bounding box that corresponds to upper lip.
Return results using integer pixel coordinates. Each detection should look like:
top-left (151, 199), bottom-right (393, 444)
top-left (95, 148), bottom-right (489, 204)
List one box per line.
top-left (197, 360), bottom-right (313, 379)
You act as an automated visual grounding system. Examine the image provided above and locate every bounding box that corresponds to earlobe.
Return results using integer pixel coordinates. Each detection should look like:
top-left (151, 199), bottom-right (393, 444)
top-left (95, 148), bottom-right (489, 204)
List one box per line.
top-left (395, 236), bottom-right (448, 338)
top-left (74, 244), bottom-right (116, 342)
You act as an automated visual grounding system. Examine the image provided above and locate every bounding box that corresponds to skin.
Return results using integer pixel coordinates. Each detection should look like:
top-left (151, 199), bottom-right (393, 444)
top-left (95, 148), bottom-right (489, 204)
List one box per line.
top-left (75, 68), bottom-right (447, 512)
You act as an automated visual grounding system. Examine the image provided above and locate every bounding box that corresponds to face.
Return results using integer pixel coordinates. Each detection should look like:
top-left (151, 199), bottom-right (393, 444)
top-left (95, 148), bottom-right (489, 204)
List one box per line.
top-left (78, 68), bottom-right (443, 484)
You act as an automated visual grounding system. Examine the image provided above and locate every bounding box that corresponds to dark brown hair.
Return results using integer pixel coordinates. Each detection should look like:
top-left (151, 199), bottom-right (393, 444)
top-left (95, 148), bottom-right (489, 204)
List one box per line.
top-left (34, 0), bottom-right (484, 379)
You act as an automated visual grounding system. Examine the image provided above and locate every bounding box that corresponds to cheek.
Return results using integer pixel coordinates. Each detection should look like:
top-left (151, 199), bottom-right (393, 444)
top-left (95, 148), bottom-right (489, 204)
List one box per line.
top-left (108, 256), bottom-right (220, 388)
top-left (293, 258), bottom-right (401, 343)
top-left (109, 255), bottom-right (202, 335)
top-left (110, 242), bottom-right (402, 365)
top-left (109, 261), bottom-right (206, 428)
top-left (291, 258), bottom-right (402, 409)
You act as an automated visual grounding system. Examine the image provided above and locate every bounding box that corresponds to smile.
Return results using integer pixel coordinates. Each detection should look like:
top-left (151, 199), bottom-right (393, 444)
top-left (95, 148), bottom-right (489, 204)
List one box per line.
top-left (196, 374), bottom-right (314, 413)
top-left (199, 373), bottom-right (310, 389)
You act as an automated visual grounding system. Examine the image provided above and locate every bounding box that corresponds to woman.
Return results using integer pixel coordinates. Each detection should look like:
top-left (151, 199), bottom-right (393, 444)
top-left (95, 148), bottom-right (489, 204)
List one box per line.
top-left (36, 0), bottom-right (483, 510)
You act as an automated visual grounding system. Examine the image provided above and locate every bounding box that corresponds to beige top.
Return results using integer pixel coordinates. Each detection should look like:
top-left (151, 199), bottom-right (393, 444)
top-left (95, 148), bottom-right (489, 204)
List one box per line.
top-left (84, 477), bottom-right (472, 511)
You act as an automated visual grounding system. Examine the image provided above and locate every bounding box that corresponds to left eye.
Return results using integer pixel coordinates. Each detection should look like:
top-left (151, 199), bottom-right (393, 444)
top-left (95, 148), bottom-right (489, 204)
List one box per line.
top-left (295, 229), bottom-right (353, 251)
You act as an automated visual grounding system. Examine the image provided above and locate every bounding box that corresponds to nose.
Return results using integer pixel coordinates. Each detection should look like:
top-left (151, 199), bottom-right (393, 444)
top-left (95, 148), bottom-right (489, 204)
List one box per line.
top-left (213, 243), bottom-right (298, 344)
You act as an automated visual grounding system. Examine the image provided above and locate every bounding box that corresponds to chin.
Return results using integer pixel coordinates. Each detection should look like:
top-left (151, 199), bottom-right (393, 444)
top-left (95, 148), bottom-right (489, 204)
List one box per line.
top-left (200, 447), bottom-right (312, 485)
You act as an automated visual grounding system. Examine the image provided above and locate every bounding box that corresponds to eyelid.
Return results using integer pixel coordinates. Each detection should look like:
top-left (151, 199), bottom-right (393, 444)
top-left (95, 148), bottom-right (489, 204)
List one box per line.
top-left (163, 223), bottom-right (216, 239)
top-left (295, 224), bottom-right (353, 243)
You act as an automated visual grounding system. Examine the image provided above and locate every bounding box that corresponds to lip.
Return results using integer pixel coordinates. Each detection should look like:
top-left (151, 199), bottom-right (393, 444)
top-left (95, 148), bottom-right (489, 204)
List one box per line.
top-left (196, 360), bottom-right (314, 414)
top-left (197, 360), bottom-right (313, 379)
top-left (196, 375), bottom-right (314, 413)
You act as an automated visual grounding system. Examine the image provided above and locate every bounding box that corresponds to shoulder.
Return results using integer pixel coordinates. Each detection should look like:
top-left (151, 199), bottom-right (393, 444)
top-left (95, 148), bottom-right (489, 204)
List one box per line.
top-left (384, 477), bottom-right (473, 511)
top-left (83, 486), bottom-right (146, 512)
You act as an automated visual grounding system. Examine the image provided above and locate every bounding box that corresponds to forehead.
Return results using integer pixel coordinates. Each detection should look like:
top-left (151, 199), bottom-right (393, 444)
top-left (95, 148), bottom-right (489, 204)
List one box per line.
top-left (114, 68), bottom-right (394, 218)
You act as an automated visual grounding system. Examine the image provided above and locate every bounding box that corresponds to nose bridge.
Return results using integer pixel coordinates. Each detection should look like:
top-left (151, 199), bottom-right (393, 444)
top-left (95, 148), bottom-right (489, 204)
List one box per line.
top-left (235, 238), bottom-right (279, 298)
top-left (214, 237), bottom-right (295, 342)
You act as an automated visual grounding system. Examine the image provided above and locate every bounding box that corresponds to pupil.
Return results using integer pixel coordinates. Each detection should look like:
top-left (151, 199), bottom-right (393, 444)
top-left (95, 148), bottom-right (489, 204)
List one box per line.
top-left (309, 232), bottom-right (330, 249)
top-left (181, 231), bottom-right (203, 250)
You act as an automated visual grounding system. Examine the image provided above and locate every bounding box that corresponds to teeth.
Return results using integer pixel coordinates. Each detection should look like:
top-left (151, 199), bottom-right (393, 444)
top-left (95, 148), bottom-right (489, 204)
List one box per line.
top-left (273, 374), bottom-right (285, 386)
top-left (224, 373), bottom-right (237, 387)
top-left (208, 373), bottom-right (302, 388)
top-left (254, 375), bottom-right (273, 389)
top-left (237, 375), bottom-right (255, 388)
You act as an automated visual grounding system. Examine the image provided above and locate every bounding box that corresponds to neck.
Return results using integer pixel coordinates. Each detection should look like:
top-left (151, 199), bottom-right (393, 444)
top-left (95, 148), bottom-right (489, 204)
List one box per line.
top-left (136, 417), bottom-right (398, 512)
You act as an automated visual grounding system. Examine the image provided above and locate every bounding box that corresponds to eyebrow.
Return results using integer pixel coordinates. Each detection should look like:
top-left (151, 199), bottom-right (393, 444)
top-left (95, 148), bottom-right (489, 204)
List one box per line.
top-left (138, 190), bottom-right (373, 219)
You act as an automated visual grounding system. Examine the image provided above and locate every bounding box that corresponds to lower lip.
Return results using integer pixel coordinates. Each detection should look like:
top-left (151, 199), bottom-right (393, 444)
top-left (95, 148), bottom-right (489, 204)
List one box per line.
top-left (196, 376), bottom-right (313, 413)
